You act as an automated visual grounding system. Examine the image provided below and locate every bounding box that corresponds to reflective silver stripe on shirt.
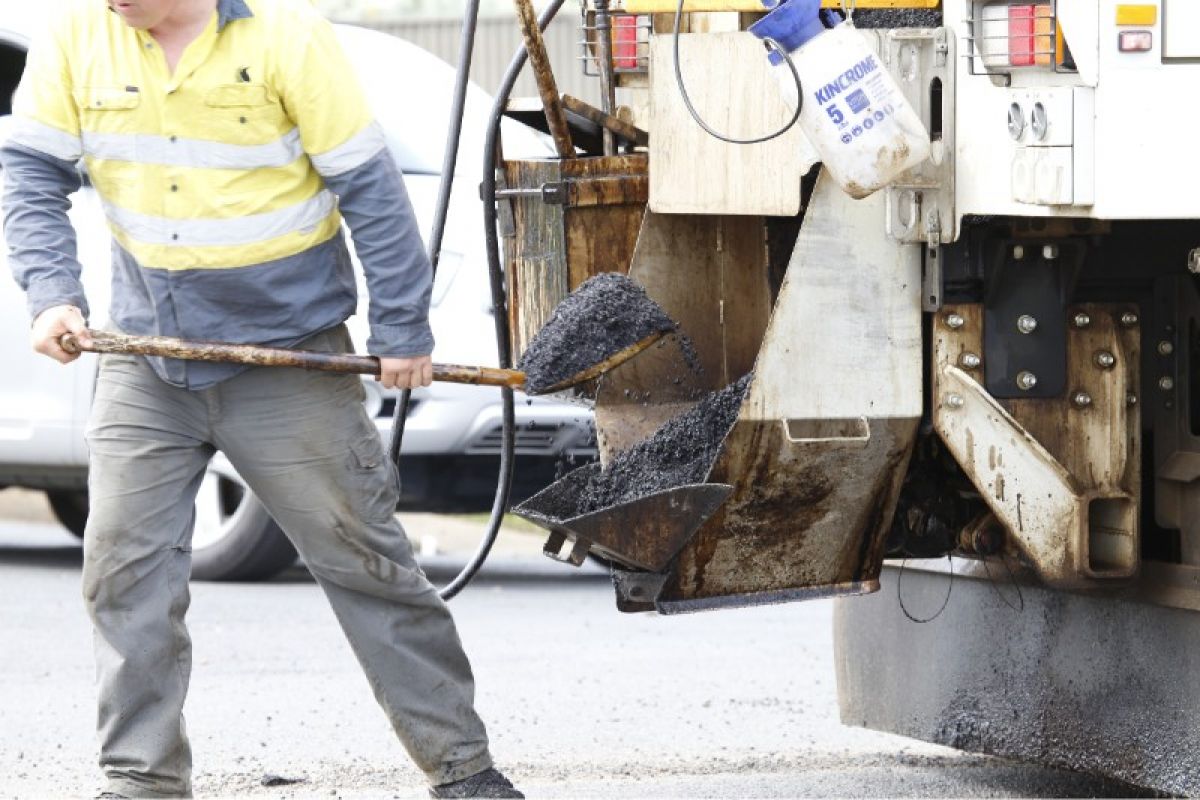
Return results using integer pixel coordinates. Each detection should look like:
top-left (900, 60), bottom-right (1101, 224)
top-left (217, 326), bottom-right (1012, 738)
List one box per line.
top-left (102, 189), bottom-right (337, 248)
top-left (308, 121), bottom-right (387, 177)
top-left (81, 127), bottom-right (304, 170)
top-left (9, 117), bottom-right (83, 162)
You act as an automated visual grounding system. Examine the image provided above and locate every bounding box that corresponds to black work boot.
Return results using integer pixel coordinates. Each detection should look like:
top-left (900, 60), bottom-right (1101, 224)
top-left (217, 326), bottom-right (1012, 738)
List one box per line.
top-left (429, 767), bottom-right (524, 799)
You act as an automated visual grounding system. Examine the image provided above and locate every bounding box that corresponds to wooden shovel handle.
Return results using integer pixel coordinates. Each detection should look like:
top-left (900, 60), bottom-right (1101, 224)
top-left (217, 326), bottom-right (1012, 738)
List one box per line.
top-left (60, 329), bottom-right (527, 389)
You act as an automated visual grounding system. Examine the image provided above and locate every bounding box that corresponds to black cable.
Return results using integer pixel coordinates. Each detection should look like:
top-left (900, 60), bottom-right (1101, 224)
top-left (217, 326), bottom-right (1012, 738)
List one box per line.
top-left (897, 555), bottom-right (954, 623)
top-left (382, 0), bottom-right (487, 599)
top-left (388, 0), bottom-right (482, 468)
top-left (439, 0), bottom-right (570, 601)
top-left (672, 0), bottom-right (804, 144)
top-left (982, 551), bottom-right (1025, 613)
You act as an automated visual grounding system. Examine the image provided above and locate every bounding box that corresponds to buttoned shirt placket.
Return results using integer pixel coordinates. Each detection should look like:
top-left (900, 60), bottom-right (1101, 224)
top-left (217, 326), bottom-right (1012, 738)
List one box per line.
top-left (132, 15), bottom-right (222, 384)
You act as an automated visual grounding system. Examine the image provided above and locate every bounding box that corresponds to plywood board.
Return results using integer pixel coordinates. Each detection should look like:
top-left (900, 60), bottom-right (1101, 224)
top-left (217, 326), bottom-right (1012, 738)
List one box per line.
top-left (649, 32), bottom-right (817, 216)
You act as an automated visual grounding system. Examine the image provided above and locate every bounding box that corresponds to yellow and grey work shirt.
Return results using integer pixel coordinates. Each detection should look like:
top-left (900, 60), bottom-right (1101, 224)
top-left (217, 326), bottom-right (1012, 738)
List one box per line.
top-left (2, 0), bottom-right (433, 389)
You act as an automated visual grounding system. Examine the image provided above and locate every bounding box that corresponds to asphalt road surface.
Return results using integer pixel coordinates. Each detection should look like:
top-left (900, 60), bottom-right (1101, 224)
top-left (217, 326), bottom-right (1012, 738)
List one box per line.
top-left (0, 498), bottom-right (1141, 798)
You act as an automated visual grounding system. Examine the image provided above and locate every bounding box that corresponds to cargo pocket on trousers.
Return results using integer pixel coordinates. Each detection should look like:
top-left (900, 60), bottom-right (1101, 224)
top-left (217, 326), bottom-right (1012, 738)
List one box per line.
top-left (345, 434), bottom-right (401, 524)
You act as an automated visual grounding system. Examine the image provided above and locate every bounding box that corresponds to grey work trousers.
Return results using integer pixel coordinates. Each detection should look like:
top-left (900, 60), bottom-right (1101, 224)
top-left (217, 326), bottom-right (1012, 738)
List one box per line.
top-left (81, 325), bottom-right (492, 798)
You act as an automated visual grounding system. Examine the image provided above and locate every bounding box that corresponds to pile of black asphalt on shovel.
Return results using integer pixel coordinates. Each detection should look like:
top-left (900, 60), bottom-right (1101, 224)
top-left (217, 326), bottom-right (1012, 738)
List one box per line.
top-left (517, 272), bottom-right (751, 522)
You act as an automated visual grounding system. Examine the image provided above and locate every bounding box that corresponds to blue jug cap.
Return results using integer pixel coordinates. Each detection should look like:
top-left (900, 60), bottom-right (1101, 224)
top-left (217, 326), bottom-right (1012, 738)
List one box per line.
top-left (749, 0), bottom-right (826, 65)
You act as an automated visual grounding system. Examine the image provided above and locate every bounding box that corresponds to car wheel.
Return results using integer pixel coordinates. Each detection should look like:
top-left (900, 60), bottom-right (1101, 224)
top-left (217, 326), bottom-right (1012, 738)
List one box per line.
top-left (46, 489), bottom-right (88, 538)
top-left (190, 459), bottom-right (298, 582)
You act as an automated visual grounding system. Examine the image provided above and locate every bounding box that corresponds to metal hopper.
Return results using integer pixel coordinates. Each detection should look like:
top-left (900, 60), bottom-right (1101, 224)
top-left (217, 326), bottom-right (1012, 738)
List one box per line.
top-left (511, 174), bottom-right (923, 614)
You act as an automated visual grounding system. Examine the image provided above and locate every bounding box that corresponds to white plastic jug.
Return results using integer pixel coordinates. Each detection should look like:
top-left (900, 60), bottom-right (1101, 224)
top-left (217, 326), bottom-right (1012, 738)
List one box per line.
top-left (749, 0), bottom-right (930, 198)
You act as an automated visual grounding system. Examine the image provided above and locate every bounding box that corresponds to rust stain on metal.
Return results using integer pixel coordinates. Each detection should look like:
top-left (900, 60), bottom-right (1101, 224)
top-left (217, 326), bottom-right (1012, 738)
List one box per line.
top-left (931, 303), bottom-right (1141, 586)
top-left (659, 416), bottom-right (917, 604)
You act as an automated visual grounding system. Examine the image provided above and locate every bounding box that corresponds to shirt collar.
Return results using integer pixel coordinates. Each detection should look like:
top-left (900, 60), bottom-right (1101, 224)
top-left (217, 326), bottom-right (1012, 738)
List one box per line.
top-left (217, 0), bottom-right (254, 31)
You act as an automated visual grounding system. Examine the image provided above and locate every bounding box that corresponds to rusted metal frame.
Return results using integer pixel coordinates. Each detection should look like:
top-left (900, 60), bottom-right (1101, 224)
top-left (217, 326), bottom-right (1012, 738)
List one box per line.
top-left (512, 0), bottom-right (575, 158)
top-left (562, 94), bottom-right (650, 148)
top-left (931, 303), bottom-right (1140, 586)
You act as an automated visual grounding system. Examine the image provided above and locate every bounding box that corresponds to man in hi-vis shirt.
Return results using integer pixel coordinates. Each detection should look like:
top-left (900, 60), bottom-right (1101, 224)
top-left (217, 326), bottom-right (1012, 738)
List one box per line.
top-left (1, 0), bottom-right (522, 797)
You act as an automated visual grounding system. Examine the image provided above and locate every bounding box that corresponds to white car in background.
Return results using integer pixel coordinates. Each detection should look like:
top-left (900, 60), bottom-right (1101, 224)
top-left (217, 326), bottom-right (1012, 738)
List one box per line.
top-left (0, 18), bottom-right (595, 580)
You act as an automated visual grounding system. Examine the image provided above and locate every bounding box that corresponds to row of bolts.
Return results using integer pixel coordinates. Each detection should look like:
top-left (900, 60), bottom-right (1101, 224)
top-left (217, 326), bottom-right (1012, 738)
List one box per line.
top-left (939, 243), bottom-right (1200, 411)
top-left (942, 307), bottom-right (1162, 410)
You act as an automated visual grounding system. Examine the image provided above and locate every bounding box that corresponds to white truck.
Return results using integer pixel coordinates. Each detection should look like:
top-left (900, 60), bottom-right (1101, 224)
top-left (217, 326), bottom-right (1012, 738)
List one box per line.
top-left (498, 0), bottom-right (1200, 792)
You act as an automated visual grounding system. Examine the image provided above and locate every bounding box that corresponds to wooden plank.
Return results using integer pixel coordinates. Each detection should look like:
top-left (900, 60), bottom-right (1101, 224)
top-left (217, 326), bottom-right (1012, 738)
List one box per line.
top-left (512, 0), bottom-right (575, 158)
top-left (648, 32), bottom-right (816, 216)
top-left (562, 94), bottom-right (650, 147)
top-left (504, 155), bottom-right (649, 359)
top-left (503, 159), bottom-right (569, 359)
top-left (563, 154), bottom-right (648, 289)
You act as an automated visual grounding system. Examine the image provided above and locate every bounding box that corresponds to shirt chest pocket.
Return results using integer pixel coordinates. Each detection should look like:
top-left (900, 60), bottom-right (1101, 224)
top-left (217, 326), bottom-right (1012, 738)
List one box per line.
top-left (76, 87), bottom-right (142, 134)
top-left (204, 83), bottom-right (289, 145)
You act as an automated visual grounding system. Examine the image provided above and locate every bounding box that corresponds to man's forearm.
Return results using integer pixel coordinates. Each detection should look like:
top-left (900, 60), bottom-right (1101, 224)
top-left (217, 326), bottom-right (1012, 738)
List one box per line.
top-left (322, 148), bottom-right (434, 358)
top-left (0, 142), bottom-right (87, 321)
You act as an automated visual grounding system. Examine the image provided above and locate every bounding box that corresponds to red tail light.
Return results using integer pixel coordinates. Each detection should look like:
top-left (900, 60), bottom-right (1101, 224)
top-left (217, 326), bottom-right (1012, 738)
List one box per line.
top-left (1009, 4), bottom-right (1036, 66)
top-left (613, 16), bottom-right (639, 70)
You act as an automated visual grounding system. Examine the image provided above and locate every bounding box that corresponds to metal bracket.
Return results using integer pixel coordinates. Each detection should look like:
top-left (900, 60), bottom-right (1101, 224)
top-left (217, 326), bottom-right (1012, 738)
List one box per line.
top-left (492, 170), bottom-right (517, 238)
top-left (982, 241), bottom-right (1080, 399)
top-left (922, 211), bottom-right (943, 311)
top-left (611, 569), bottom-right (669, 613)
top-left (881, 27), bottom-right (957, 247)
top-left (542, 529), bottom-right (591, 566)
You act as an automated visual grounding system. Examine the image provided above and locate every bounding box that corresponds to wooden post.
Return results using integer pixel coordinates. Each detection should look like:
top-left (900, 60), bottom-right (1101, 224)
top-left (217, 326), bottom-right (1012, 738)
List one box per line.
top-left (512, 0), bottom-right (575, 158)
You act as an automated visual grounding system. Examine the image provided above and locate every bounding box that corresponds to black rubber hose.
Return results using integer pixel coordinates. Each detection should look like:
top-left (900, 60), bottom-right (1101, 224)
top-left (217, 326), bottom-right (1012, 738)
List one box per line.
top-left (382, 0), bottom-right (488, 599)
top-left (387, 0), bottom-right (482, 465)
top-left (437, 0), bottom-right (570, 601)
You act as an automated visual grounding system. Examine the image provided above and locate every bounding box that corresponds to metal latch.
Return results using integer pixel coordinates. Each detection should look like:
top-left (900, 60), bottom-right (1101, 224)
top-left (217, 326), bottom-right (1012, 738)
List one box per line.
top-left (493, 182), bottom-right (568, 205)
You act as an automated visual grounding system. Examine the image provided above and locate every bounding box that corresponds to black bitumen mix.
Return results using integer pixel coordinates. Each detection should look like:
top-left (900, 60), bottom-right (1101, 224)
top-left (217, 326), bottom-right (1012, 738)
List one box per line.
top-left (517, 273), bottom-right (678, 395)
top-left (569, 374), bottom-right (752, 517)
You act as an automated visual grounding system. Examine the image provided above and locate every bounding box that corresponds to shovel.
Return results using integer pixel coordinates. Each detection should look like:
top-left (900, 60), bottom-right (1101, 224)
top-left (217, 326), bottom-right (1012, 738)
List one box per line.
top-left (58, 327), bottom-right (666, 395)
top-left (58, 274), bottom-right (677, 395)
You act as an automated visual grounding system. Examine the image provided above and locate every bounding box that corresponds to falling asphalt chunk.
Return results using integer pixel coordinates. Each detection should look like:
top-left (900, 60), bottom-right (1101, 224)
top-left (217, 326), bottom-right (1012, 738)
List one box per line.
top-left (517, 272), bottom-right (678, 395)
top-left (260, 773), bottom-right (306, 787)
